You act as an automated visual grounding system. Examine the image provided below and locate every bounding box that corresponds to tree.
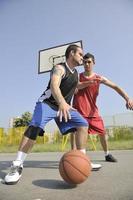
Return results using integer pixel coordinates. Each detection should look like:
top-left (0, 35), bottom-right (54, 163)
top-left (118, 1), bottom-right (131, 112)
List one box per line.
top-left (13, 112), bottom-right (32, 128)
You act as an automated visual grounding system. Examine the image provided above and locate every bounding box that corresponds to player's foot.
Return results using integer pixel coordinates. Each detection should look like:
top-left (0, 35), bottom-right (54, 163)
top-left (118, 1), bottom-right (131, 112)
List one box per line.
top-left (4, 160), bottom-right (23, 185)
top-left (91, 163), bottom-right (102, 171)
top-left (105, 154), bottom-right (117, 162)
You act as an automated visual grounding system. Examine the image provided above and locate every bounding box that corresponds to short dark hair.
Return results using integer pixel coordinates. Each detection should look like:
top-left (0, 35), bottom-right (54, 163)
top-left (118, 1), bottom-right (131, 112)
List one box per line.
top-left (83, 53), bottom-right (95, 63)
top-left (65, 44), bottom-right (81, 59)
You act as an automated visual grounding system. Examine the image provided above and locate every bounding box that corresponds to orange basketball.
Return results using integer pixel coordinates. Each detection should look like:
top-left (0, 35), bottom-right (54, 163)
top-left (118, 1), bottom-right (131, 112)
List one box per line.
top-left (59, 150), bottom-right (91, 185)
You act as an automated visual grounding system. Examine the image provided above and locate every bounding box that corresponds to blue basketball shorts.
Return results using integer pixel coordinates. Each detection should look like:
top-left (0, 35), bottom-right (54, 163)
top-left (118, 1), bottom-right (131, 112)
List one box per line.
top-left (29, 102), bottom-right (88, 135)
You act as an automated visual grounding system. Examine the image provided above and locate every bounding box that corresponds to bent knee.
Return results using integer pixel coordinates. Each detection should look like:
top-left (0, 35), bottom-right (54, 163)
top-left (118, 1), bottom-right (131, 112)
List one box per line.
top-left (24, 125), bottom-right (44, 140)
top-left (77, 126), bottom-right (88, 131)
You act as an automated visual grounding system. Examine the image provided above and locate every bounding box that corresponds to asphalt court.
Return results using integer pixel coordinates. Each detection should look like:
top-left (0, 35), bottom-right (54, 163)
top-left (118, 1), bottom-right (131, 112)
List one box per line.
top-left (0, 150), bottom-right (133, 200)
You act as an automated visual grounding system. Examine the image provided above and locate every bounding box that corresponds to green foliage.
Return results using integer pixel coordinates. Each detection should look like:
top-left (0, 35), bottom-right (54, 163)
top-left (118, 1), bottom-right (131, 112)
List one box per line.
top-left (13, 112), bottom-right (32, 127)
top-left (109, 127), bottom-right (133, 141)
top-left (0, 126), bottom-right (133, 153)
top-left (13, 118), bottom-right (24, 127)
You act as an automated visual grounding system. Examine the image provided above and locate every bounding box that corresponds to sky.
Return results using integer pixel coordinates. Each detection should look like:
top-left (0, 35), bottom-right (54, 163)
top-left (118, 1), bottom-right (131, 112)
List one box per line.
top-left (0, 0), bottom-right (133, 128)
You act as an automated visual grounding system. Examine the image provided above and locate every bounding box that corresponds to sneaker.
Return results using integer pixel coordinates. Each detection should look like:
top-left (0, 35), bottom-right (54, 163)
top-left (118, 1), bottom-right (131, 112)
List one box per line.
top-left (105, 154), bottom-right (117, 162)
top-left (4, 160), bottom-right (23, 185)
top-left (91, 163), bottom-right (102, 171)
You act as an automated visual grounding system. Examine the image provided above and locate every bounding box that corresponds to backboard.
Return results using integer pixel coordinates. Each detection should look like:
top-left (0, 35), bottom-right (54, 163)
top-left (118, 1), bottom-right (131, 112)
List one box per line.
top-left (38, 40), bottom-right (83, 74)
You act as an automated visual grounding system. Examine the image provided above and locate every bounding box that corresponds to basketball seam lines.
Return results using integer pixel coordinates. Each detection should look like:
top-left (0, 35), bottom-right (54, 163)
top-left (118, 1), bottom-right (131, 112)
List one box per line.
top-left (65, 155), bottom-right (90, 163)
top-left (62, 158), bottom-right (76, 184)
top-left (63, 159), bottom-right (89, 178)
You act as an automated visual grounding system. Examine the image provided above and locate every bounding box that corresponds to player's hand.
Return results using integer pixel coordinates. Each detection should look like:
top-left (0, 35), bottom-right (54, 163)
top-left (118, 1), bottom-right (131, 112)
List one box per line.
top-left (77, 77), bottom-right (102, 90)
top-left (57, 101), bottom-right (76, 122)
top-left (126, 99), bottom-right (133, 110)
top-left (74, 88), bottom-right (79, 94)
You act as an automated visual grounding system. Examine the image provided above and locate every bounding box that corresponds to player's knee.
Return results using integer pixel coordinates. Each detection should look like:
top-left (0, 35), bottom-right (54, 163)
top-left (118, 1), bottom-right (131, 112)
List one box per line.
top-left (77, 126), bottom-right (88, 132)
top-left (24, 125), bottom-right (44, 140)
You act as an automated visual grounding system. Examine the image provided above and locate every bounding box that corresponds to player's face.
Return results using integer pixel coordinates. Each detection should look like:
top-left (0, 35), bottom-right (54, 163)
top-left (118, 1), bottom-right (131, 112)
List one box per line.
top-left (72, 47), bottom-right (83, 66)
top-left (83, 58), bottom-right (94, 72)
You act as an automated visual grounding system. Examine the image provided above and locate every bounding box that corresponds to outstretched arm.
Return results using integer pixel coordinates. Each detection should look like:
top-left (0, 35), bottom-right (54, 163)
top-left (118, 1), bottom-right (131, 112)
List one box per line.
top-left (77, 76), bottom-right (101, 90)
top-left (101, 77), bottom-right (133, 110)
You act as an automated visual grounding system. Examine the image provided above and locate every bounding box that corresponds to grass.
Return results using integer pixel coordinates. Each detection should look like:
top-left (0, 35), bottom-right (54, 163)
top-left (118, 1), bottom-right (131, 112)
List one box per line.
top-left (0, 139), bottom-right (133, 153)
top-left (0, 127), bottom-right (133, 153)
top-left (89, 140), bottom-right (133, 151)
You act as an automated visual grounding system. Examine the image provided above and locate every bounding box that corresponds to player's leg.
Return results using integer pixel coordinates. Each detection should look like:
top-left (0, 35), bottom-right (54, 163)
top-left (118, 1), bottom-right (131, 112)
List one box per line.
top-left (99, 134), bottom-right (117, 162)
top-left (55, 110), bottom-right (88, 151)
top-left (55, 111), bottom-right (102, 170)
top-left (99, 134), bottom-right (108, 153)
top-left (70, 132), bottom-right (77, 150)
top-left (89, 117), bottom-right (117, 162)
top-left (75, 126), bottom-right (88, 151)
top-left (71, 129), bottom-right (102, 171)
top-left (70, 128), bottom-right (88, 152)
top-left (75, 127), bottom-right (102, 171)
top-left (4, 102), bottom-right (57, 184)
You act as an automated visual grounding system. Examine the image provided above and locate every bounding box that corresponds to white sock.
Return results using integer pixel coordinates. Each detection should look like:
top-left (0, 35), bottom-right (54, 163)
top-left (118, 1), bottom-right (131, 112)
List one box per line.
top-left (80, 149), bottom-right (86, 154)
top-left (16, 151), bottom-right (27, 163)
top-left (105, 151), bottom-right (109, 156)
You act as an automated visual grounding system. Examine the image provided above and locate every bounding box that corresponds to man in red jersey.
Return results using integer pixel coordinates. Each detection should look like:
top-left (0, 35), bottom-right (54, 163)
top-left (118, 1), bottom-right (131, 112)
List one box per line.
top-left (71, 52), bottom-right (133, 162)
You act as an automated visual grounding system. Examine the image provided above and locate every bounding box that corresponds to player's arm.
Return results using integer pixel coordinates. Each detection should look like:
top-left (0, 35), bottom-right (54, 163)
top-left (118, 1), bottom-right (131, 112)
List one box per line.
top-left (101, 77), bottom-right (133, 110)
top-left (77, 81), bottom-right (92, 90)
top-left (50, 65), bottom-right (75, 122)
top-left (77, 77), bottom-right (101, 90)
top-left (50, 65), bottom-right (66, 105)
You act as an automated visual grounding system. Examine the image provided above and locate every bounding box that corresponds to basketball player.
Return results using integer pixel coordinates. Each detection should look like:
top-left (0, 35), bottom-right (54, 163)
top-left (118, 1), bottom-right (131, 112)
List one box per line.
top-left (4, 45), bottom-right (101, 185)
top-left (71, 52), bottom-right (133, 162)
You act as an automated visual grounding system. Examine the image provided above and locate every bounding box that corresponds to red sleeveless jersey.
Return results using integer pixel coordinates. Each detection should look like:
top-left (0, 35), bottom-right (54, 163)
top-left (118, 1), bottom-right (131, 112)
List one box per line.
top-left (73, 73), bottom-right (102, 118)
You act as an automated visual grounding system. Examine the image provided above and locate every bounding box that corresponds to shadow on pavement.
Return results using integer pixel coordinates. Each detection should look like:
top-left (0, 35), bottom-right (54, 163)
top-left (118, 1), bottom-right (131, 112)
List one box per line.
top-left (32, 179), bottom-right (77, 190)
top-left (0, 160), bottom-right (59, 179)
